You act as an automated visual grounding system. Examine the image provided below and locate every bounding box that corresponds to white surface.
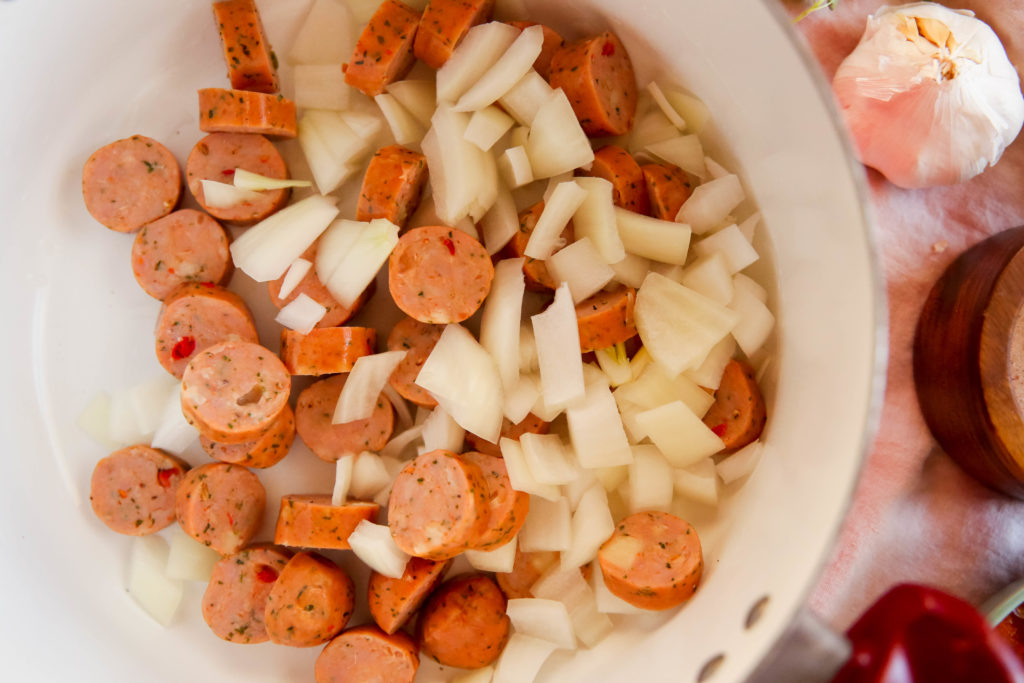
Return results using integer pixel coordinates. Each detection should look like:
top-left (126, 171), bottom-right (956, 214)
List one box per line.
top-left (0, 1), bottom-right (883, 683)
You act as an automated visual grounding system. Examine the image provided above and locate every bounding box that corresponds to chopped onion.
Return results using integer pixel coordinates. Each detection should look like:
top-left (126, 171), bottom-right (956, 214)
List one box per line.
top-left (374, 93), bottom-right (426, 146)
top-left (416, 324), bottom-right (504, 443)
top-left (455, 25), bottom-right (544, 112)
top-left (297, 114), bottom-right (354, 195)
top-left (609, 252), bottom-right (651, 289)
top-left (350, 451), bottom-right (392, 499)
top-left (508, 125), bottom-right (530, 150)
top-left (347, 0), bottom-right (396, 23)
top-left (693, 223), bottom-right (759, 274)
top-left (199, 179), bottom-right (264, 208)
top-left (664, 89), bottom-right (711, 134)
top-left (382, 384), bottom-right (414, 430)
top-left (572, 177), bottom-right (625, 265)
top-left (546, 238), bottom-right (614, 304)
top-left (293, 64), bottom-right (352, 111)
top-left (527, 90), bottom-right (595, 178)
top-left (615, 207), bottom-right (691, 265)
top-left (498, 146), bottom-right (534, 188)
top-left (591, 561), bottom-right (646, 615)
top-left (562, 469), bottom-right (597, 510)
top-left (542, 172), bottom-right (573, 203)
top-left (683, 335), bottom-right (736, 391)
top-left (493, 634), bottom-right (558, 683)
top-left (504, 373), bottom-right (541, 424)
top-left (317, 217), bottom-right (399, 308)
top-left (717, 441), bottom-right (763, 484)
top-left (594, 343), bottom-right (632, 388)
top-left (453, 666), bottom-right (495, 683)
top-left (519, 494), bottom-right (571, 551)
top-left (232, 168), bottom-right (311, 191)
top-left (420, 406), bottom-right (466, 454)
top-left (738, 212), bottom-right (760, 243)
top-left (230, 194), bottom-right (339, 282)
top-left (523, 181), bottom-right (586, 259)
top-left (127, 535), bottom-right (182, 626)
top-left (278, 258), bottom-right (312, 301)
top-left (729, 286), bottom-right (775, 357)
top-left (379, 425), bottom-right (425, 460)
top-left (566, 381), bottom-right (632, 469)
top-left (531, 283), bottom-right (585, 407)
top-left (681, 252), bottom-right (734, 305)
top-left (704, 156), bottom-right (730, 179)
top-left (648, 261), bottom-right (686, 284)
top-left (347, 520), bottom-right (410, 579)
top-left (629, 445), bottom-right (674, 513)
top-left (274, 293), bottom-right (327, 333)
top-left (635, 401), bottom-right (724, 467)
top-left (628, 108), bottom-right (678, 156)
top-left (150, 384), bottom-right (198, 454)
top-left (506, 598), bottom-right (576, 649)
top-left (436, 22), bottom-right (520, 104)
top-left (110, 375), bottom-right (179, 446)
top-left (674, 458), bottom-right (719, 506)
top-left (339, 108), bottom-right (384, 140)
top-left (423, 105), bottom-right (480, 224)
top-left (593, 465), bottom-right (629, 493)
top-left (77, 391), bottom-right (116, 448)
top-left (581, 361), bottom-right (610, 391)
top-left (333, 350), bottom-right (407, 423)
top-left (519, 432), bottom-right (579, 485)
top-left (465, 535), bottom-right (518, 573)
top-left (634, 272), bottom-right (740, 376)
top-left (519, 324), bottom-right (539, 373)
top-left (734, 272), bottom-right (768, 303)
top-left (561, 484), bottom-right (615, 570)
top-left (614, 361), bottom-right (714, 418)
top-left (465, 105), bottom-right (516, 151)
top-left (480, 258), bottom-right (525, 391)
top-left (500, 438), bottom-right (560, 501)
top-left (531, 566), bottom-right (613, 647)
top-left (647, 81), bottom-right (686, 129)
top-left (498, 69), bottom-right (555, 126)
top-left (288, 0), bottom-right (355, 65)
top-left (332, 454), bottom-right (355, 506)
top-left (386, 80), bottom-right (437, 127)
top-left (675, 174), bottom-right (745, 234)
top-left (480, 184), bottom-right (519, 254)
top-left (164, 525), bottom-right (220, 582)
top-left (645, 135), bottom-right (706, 178)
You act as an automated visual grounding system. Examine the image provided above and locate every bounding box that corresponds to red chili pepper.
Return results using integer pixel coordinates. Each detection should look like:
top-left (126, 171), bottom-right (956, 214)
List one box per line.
top-left (221, 168), bottom-right (235, 176)
top-left (171, 336), bottom-right (196, 361)
top-left (199, 281), bottom-right (216, 288)
top-left (442, 237), bottom-right (456, 255)
top-left (831, 583), bottom-right (1024, 683)
top-left (156, 468), bottom-right (177, 488)
top-left (255, 565), bottom-right (279, 583)
top-left (227, 512), bottom-right (235, 528)
top-left (602, 41), bottom-right (615, 56)
top-left (710, 423), bottom-right (727, 437)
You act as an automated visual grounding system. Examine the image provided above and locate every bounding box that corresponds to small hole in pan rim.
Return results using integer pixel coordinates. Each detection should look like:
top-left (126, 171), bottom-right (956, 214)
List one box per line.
top-left (744, 594), bottom-right (770, 630)
top-left (696, 653), bottom-right (725, 682)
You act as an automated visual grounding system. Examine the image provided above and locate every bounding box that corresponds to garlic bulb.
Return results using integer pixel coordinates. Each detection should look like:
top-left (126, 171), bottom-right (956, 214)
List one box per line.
top-left (833, 3), bottom-right (1024, 189)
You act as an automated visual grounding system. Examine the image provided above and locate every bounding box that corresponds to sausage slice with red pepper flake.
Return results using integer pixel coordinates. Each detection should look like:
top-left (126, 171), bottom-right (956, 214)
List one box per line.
top-left (175, 462), bottom-right (266, 555)
top-left (89, 445), bottom-right (189, 536)
top-left (548, 31), bottom-right (638, 137)
top-left (701, 359), bottom-right (767, 450)
top-left (274, 495), bottom-right (380, 550)
top-left (265, 551), bottom-right (355, 647)
top-left (131, 209), bottom-right (233, 301)
top-left (202, 544), bottom-right (292, 643)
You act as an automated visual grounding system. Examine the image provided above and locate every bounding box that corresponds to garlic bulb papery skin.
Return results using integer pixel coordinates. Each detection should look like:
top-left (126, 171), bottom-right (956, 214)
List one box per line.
top-left (833, 3), bottom-right (1024, 189)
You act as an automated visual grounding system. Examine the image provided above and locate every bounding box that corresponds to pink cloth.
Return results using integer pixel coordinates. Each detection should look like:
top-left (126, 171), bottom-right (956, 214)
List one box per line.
top-left (781, 0), bottom-right (1024, 630)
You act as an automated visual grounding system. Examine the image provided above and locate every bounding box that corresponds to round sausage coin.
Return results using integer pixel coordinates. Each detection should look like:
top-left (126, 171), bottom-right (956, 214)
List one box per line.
top-left (265, 552), bottom-right (355, 647)
top-left (175, 462), bottom-right (267, 555)
top-left (202, 545), bottom-right (292, 643)
top-left (89, 445), bottom-right (189, 535)
top-left (131, 209), bottom-right (232, 300)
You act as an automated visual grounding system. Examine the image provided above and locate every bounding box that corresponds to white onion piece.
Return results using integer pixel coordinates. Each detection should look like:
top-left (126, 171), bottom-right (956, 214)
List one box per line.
top-left (693, 224), bottom-right (759, 274)
top-left (615, 361), bottom-right (715, 418)
top-left (423, 105), bottom-right (484, 225)
top-left (717, 441), bottom-right (764, 484)
top-left (523, 181), bottom-right (585, 259)
top-left (566, 382), bottom-right (632, 469)
top-left (594, 344), bottom-right (632, 388)
top-left (519, 324), bottom-right (539, 373)
top-left (278, 258), bottom-right (313, 301)
top-left (646, 81), bottom-right (686, 129)
top-left (734, 272), bottom-right (768, 303)
top-left (481, 258), bottom-right (525, 391)
top-left (683, 335), bottom-right (736, 390)
top-left (317, 218), bottom-right (399, 308)
top-left (508, 125), bottom-right (531, 150)
top-left (233, 168), bottom-right (312, 191)
top-left (386, 80), bottom-right (437, 127)
top-left (498, 146), bottom-right (535, 188)
top-left (561, 484), bottom-right (615, 570)
top-left (297, 115), bottom-right (354, 195)
top-left (437, 22), bottom-right (520, 103)
top-left (546, 238), bottom-right (614, 304)
top-left (293, 64), bottom-right (352, 111)
top-left (200, 179), bottom-right (265, 208)
top-left (498, 69), bottom-right (555, 127)
top-left (333, 351), bottom-right (407, 424)
top-left (629, 347), bottom-right (653, 380)
top-left (332, 454), bottom-right (355, 506)
top-left (372, 456), bottom-right (407, 508)
top-left (615, 207), bottom-right (691, 265)
top-left (704, 156), bottom-right (730, 180)
top-left (504, 373), bottom-right (541, 424)
top-left (78, 391), bottom-right (116, 448)
top-left (519, 433), bottom-right (579, 485)
top-left (675, 174), bottom-right (745, 234)
top-left (164, 525), bottom-right (220, 582)
top-left (628, 108), bottom-right (678, 156)
top-left (531, 283), bottom-right (585, 407)
top-left (561, 469), bottom-right (597, 510)
top-left (500, 438), bottom-right (560, 501)
top-left (480, 184), bottom-right (519, 255)
top-left (493, 634), bottom-right (558, 683)
top-left (108, 389), bottom-right (146, 447)
top-left (346, 0), bottom-right (387, 23)
top-left (738, 211), bottom-right (760, 243)
top-left (530, 566), bottom-right (613, 647)
top-left (455, 25), bottom-right (544, 112)
top-left (593, 465), bottom-right (629, 493)
top-left (465, 106), bottom-right (516, 151)
top-left (635, 401), bottom-right (725, 467)
top-left (127, 535), bottom-right (182, 626)
top-left (645, 135), bottom-right (706, 178)
top-left (617, 399), bottom-right (647, 444)
top-left (416, 324), bottom-right (504, 443)
top-left (682, 252), bottom-right (734, 305)
top-left (378, 425), bottom-right (424, 460)
top-left (382, 384), bottom-right (414, 430)
top-left (465, 535), bottom-right (518, 573)
top-left (572, 178), bottom-right (625, 265)
top-left (674, 458), bottom-right (719, 506)
top-left (374, 93), bottom-right (426, 146)
top-left (591, 561), bottom-right (646, 615)
top-left (730, 286), bottom-right (775, 357)
top-left (609, 252), bottom-right (651, 289)
top-left (581, 361), bottom-right (611, 391)
top-left (274, 293), bottom-right (327, 333)
top-left (628, 445), bottom-right (675, 513)
top-left (350, 452), bottom-right (392, 499)
top-left (519, 494), bottom-right (572, 551)
top-left (506, 598), bottom-right (576, 649)
top-left (420, 406), bottom-right (466, 454)
top-left (230, 194), bottom-right (339, 282)
top-left (527, 90), bottom-right (595, 178)
top-left (665, 89), bottom-right (711, 134)
top-left (542, 172), bottom-right (573, 204)
top-left (288, 0), bottom-right (355, 65)
top-left (339, 108), bottom-right (385, 141)
top-left (648, 261), bottom-right (686, 284)
top-left (113, 375), bottom-right (178, 446)
top-left (635, 272), bottom-right (740, 376)
top-left (305, 107), bottom-right (373, 159)
top-left (150, 385), bottom-right (198, 454)
top-left (347, 520), bottom-right (410, 579)
top-left (453, 666), bottom-right (495, 683)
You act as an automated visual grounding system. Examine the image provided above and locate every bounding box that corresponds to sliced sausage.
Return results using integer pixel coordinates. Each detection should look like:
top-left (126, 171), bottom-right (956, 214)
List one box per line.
top-left (315, 625), bottom-right (419, 683)
top-left (701, 359), bottom-right (767, 450)
top-left (175, 462), bottom-right (266, 555)
top-left (576, 285), bottom-right (637, 353)
top-left (508, 21), bottom-right (564, 80)
top-left (201, 403), bottom-right (295, 469)
top-left (131, 209), bottom-right (232, 300)
top-left (344, 0), bottom-right (421, 97)
top-left (181, 341), bottom-right (291, 444)
top-left (274, 495), bottom-right (380, 550)
top-left (186, 132), bottom-right (289, 225)
top-left (280, 327), bottom-right (377, 376)
top-left (81, 135), bottom-right (181, 233)
top-left (583, 145), bottom-right (650, 214)
top-left (501, 201), bottom-right (573, 292)
top-left (464, 413), bottom-right (549, 457)
top-left (413, 0), bottom-right (494, 69)
top-left (202, 545), bottom-right (292, 643)
top-left (198, 88), bottom-right (297, 138)
top-left (388, 449), bottom-right (491, 560)
top-left (389, 225), bottom-right (495, 324)
top-left (356, 145), bottom-right (428, 228)
top-left (295, 375), bottom-right (395, 462)
top-left (386, 316), bottom-right (443, 407)
top-left (211, 0), bottom-right (279, 93)
top-left (417, 574), bottom-right (510, 669)
top-left (268, 242), bottom-right (373, 328)
top-left (642, 162), bottom-right (692, 221)
top-left (461, 451), bottom-right (529, 551)
top-left (89, 445), bottom-right (189, 536)
top-left (154, 282), bottom-right (258, 379)
top-left (548, 31), bottom-right (638, 137)
top-left (598, 510), bottom-right (703, 610)
top-left (368, 557), bottom-right (451, 635)
top-left (265, 551), bottom-right (355, 647)
top-left (495, 548), bottom-right (557, 599)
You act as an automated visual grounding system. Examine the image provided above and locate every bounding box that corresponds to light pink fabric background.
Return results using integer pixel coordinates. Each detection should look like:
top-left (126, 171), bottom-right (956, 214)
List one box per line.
top-left (780, 0), bottom-right (1024, 630)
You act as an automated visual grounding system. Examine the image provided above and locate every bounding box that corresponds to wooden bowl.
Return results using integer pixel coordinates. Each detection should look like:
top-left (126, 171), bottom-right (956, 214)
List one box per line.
top-left (914, 227), bottom-right (1024, 499)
